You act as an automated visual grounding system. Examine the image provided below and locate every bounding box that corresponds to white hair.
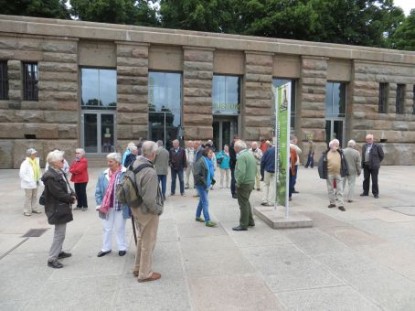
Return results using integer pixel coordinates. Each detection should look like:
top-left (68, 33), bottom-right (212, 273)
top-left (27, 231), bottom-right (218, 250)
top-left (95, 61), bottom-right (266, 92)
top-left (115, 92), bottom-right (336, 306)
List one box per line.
top-left (329, 139), bottom-right (340, 148)
top-left (75, 148), bottom-right (85, 157)
top-left (234, 140), bottom-right (247, 150)
top-left (127, 142), bottom-right (136, 150)
top-left (106, 152), bottom-right (122, 163)
top-left (46, 150), bottom-right (65, 167)
top-left (347, 140), bottom-right (356, 147)
top-left (142, 141), bottom-right (158, 157)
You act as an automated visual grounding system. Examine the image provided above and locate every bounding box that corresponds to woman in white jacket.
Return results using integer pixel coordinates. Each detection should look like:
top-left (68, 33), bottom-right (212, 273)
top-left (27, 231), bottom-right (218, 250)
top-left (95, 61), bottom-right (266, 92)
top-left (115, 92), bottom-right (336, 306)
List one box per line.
top-left (19, 148), bottom-right (42, 216)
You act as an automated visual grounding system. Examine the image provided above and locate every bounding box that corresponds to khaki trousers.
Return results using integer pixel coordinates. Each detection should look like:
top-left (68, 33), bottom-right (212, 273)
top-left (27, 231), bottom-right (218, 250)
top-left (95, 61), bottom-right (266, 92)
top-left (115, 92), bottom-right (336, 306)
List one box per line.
top-left (131, 208), bottom-right (159, 280)
top-left (24, 188), bottom-right (39, 214)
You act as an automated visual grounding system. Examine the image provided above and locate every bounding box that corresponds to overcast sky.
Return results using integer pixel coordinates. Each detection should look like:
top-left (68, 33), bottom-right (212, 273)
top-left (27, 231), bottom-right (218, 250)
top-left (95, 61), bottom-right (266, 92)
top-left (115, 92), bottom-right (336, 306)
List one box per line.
top-left (394, 0), bottom-right (414, 15)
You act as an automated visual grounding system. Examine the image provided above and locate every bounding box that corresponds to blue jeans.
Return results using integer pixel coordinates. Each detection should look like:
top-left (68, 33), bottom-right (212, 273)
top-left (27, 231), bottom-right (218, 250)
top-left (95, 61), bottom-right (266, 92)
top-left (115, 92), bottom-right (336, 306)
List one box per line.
top-left (158, 175), bottom-right (166, 199)
top-left (195, 185), bottom-right (210, 222)
top-left (171, 168), bottom-right (184, 195)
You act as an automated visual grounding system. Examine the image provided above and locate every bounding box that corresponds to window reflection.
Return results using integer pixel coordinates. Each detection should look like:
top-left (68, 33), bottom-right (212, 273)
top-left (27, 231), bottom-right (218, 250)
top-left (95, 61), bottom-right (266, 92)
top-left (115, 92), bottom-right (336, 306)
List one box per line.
top-left (81, 68), bottom-right (117, 109)
top-left (326, 82), bottom-right (346, 117)
top-left (212, 75), bottom-right (240, 115)
top-left (148, 72), bottom-right (182, 148)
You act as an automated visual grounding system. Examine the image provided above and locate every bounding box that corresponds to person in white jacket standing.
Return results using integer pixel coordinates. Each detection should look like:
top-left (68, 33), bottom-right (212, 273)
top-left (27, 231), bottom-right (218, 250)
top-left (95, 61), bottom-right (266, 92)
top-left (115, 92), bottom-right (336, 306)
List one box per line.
top-left (19, 148), bottom-right (42, 216)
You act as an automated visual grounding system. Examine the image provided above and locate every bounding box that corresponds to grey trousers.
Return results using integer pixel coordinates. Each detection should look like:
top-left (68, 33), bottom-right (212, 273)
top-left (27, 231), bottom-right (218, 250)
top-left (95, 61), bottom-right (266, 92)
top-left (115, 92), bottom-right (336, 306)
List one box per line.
top-left (48, 223), bottom-right (66, 261)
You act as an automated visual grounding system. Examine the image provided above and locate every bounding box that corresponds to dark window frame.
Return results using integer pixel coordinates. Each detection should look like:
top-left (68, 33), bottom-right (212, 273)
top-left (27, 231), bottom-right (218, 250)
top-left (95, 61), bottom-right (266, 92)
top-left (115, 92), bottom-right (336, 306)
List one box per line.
top-left (23, 62), bottom-right (39, 101)
top-left (396, 84), bottom-right (406, 114)
top-left (0, 61), bottom-right (8, 100)
top-left (378, 83), bottom-right (389, 114)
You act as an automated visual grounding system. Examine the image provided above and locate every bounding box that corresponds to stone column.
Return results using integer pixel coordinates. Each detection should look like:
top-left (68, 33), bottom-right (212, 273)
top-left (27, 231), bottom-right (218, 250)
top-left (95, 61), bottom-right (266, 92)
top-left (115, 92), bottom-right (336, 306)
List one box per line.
top-left (244, 52), bottom-right (273, 140)
top-left (183, 47), bottom-right (214, 140)
top-left (116, 42), bottom-right (149, 150)
top-left (298, 56), bottom-right (328, 151)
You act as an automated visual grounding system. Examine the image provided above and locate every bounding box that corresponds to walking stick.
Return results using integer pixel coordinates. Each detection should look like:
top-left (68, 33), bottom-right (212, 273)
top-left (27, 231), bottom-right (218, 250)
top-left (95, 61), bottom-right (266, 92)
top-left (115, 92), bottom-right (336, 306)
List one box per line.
top-left (131, 212), bottom-right (137, 246)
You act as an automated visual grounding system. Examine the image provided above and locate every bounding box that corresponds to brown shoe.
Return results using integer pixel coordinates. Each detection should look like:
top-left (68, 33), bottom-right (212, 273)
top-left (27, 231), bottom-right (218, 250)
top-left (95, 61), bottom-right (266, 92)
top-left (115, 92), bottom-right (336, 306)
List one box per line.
top-left (133, 270), bottom-right (139, 277)
top-left (138, 272), bottom-right (161, 283)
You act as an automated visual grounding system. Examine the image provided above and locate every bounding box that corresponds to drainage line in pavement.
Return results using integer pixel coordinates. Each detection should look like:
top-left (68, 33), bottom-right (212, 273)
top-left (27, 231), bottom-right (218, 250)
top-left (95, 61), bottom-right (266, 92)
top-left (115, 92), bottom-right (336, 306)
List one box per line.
top-left (0, 238), bottom-right (29, 261)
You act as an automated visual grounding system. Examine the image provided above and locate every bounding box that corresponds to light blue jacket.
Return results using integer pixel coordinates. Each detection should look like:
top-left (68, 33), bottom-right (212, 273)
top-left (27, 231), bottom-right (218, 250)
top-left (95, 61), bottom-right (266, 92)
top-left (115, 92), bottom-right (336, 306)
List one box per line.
top-left (95, 168), bottom-right (130, 219)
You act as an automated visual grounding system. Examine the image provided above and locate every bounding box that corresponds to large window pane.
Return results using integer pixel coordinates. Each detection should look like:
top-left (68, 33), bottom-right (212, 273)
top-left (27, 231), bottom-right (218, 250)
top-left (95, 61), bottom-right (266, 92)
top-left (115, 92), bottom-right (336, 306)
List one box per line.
top-left (325, 82), bottom-right (346, 117)
top-left (0, 61), bottom-right (8, 100)
top-left (148, 71), bottom-right (182, 148)
top-left (212, 75), bottom-right (240, 115)
top-left (81, 68), bottom-right (117, 109)
top-left (23, 62), bottom-right (38, 101)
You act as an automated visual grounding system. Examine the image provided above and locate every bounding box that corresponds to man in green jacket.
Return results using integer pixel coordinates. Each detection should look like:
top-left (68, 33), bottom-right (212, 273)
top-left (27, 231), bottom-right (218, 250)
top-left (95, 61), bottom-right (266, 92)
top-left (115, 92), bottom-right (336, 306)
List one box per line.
top-left (233, 140), bottom-right (257, 231)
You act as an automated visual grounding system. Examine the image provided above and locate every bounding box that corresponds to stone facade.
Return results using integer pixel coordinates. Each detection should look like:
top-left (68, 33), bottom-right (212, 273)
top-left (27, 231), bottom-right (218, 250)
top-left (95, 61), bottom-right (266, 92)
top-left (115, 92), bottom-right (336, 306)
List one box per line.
top-left (0, 15), bottom-right (415, 167)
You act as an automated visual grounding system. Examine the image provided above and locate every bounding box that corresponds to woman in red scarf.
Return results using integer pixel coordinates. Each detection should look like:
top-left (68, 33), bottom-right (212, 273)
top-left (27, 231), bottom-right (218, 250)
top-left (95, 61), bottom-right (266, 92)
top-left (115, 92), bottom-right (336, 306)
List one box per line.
top-left (95, 153), bottom-right (130, 257)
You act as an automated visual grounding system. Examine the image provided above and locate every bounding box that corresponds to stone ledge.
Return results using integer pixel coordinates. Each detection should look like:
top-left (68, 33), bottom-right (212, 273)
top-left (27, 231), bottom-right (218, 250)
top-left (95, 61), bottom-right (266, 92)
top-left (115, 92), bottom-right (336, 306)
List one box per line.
top-left (253, 205), bottom-right (313, 229)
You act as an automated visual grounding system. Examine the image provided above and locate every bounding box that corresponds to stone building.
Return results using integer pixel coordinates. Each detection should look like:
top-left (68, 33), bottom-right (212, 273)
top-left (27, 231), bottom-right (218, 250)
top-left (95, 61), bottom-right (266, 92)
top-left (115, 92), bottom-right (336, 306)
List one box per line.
top-left (0, 15), bottom-right (414, 168)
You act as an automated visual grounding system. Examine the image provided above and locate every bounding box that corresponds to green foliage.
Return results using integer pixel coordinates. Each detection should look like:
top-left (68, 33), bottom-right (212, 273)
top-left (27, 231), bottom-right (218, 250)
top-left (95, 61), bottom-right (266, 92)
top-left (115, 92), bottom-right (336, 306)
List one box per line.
top-left (389, 9), bottom-right (415, 50)
top-left (70, 0), bottom-right (158, 26)
top-left (0, 0), bottom-right (70, 19)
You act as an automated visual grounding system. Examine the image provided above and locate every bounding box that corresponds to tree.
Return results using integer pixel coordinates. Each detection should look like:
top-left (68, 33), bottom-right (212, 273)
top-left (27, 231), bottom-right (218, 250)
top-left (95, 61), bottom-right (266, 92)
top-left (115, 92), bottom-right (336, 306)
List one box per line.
top-left (389, 9), bottom-right (415, 50)
top-left (0, 0), bottom-right (70, 19)
top-left (70, 0), bottom-right (158, 26)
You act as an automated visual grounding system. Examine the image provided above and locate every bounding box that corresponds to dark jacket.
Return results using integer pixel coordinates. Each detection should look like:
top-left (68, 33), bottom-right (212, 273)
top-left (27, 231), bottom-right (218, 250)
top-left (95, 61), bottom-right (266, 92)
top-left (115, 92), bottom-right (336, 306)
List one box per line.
top-left (123, 153), bottom-right (137, 168)
top-left (229, 141), bottom-right (237, 170)
top-left (41, 168), bottom-right (75, 225)
top-left (318, 149), bottom-right (349, 179)
top-left (261, 147), bottom-right (275, 177)
top-left (193, 156), bottom-right (209, 188)
top-left (361, 143), bottom-right (384, 169)
top-left (169, 147), bottom-right (187, 170)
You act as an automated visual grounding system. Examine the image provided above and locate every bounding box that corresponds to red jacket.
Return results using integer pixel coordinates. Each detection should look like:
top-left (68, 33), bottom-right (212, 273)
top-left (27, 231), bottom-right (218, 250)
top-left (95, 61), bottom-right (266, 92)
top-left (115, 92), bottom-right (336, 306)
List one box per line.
top-left (69, 157), bottom-right (89, 183)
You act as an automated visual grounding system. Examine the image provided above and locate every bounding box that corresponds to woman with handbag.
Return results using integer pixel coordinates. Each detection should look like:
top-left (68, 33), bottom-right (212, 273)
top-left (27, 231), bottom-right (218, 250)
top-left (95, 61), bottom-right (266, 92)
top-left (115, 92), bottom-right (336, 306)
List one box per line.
top-left (95, 153), bottom-right (130, 257)
top-left (41, 150), bottom-right (77, 269)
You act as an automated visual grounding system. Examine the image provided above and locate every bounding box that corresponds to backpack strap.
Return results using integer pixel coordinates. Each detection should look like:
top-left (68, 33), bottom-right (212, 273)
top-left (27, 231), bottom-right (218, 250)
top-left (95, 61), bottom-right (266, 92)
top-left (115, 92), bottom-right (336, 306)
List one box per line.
top-left (131, 163), bottom-right (153, 175)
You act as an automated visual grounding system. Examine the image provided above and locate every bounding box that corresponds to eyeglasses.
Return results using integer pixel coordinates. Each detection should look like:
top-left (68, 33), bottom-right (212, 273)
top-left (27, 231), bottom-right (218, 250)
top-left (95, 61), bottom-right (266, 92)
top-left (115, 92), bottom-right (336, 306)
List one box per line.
top-left (61, 160), bottom-right (65, 163)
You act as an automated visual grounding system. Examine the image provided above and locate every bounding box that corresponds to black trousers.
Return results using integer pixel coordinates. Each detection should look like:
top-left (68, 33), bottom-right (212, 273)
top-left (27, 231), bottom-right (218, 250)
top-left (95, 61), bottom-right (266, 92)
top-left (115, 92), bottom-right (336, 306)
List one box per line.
top-left (230, 167), bottom-right (236, 196)
top-left (363, 164), bottom-right (379, 195)
top-left (74, 182), bottom-right (88, 208)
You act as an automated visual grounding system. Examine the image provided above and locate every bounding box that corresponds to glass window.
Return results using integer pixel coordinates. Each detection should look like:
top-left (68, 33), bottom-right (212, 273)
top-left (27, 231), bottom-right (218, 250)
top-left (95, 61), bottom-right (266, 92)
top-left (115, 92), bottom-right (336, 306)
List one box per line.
top-left (325, 82), bottom-right (346, 117)
top-left (0, 61), bottom-right (8, 100)
top-left (212, 75), bottom-right (240, 115)
top-left (378, 83), bottom-right (389, 113)
top-left (396, 84), bottom-right (405, 114)
top-left (23, 62), bottom-right (38, 101)
top-left (272, 78), bottom-right (296, 128)
top-left (81, 68), bottom-right (117, 109)
top-left (148, 71), bottom-right (182, 148)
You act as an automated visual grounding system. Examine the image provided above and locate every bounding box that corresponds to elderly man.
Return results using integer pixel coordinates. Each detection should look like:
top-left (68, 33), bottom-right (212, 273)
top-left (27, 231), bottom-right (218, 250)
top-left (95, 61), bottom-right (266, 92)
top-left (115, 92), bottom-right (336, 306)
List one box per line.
top-left (233, 140), bottom-right (257, 231)
top-left (361, 134), bottom-right (384, 198)
top-left (131, 141), bottom-right (164, 282)
top-left (318, 139), bottom-right (348, 211)
top-left (154, 140), bottom-right (169, 200)
top-left (169, 139), bottom-right (187, 196)
top-left (249, 141), bottom-right (263, 191)
top-left (342, 140), bottom-right (362, 203)
top-left (260, 143), bottom-right (275, 206)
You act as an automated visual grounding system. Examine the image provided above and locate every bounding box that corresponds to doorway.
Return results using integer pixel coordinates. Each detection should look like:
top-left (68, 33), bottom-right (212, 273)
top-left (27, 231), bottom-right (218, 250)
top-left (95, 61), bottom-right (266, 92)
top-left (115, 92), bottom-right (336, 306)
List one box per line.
top-left (213, 117), bottom-right (237, 151)
top-left (325, 119), bottom-right (344, 147)
top-left (81, 111), bottom-right (116, 154)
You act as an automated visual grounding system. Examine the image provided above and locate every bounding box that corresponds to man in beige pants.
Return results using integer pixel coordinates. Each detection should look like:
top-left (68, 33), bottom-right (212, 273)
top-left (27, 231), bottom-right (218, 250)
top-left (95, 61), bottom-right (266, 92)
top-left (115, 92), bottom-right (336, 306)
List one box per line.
top-left (131, 141), bottom-right (164, 282)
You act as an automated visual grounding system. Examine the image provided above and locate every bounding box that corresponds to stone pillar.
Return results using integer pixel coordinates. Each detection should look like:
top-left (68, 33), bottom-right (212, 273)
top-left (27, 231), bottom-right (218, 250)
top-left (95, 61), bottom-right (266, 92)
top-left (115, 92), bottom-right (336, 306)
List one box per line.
top-left (116, 42), bottom-right (149, 150)
top-left (298, 56), bottom-right (328, 152)
top-left (183, 47), bottom-right (214, 140)
top-left (7, 60), bottom-right (21, 104)
top-left (244, 52), bottom-right (273, 140)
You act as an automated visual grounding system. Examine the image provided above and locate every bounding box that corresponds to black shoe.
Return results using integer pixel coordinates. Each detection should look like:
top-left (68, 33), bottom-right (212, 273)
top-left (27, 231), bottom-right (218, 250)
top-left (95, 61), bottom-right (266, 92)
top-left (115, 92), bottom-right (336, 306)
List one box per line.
top-left (58, 251), bottom-right (72, 259)
top-left (347, 200), bottom-right (353, 203)
top-left (360, 193), bottom-right (368, 197)
top-left (97, 250), bottom-right (111, 257)
top-left (232, 194), bottom-right (237, 199)
top-left (47, 259), bottom-right (63, 269)
top-left (328, 204), bottom-right (336, 208)
top-left (338, 206), bottom-right (346, 212)
top-left (248, 223), bottom-right (255, 227)
top-left (232, 225), bottom-right (248, 231)
top-left (374, 194), bottom-right (379, 199)
top-left (293, 190), bottom-right (300, 194)
top-left (119, 250), bottom-right (127, 256)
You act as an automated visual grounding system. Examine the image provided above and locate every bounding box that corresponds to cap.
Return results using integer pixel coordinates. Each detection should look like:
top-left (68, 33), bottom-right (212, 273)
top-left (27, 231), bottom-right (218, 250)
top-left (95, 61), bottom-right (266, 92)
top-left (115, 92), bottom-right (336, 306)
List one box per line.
top-left (26, 148), bottom-right (37, 155)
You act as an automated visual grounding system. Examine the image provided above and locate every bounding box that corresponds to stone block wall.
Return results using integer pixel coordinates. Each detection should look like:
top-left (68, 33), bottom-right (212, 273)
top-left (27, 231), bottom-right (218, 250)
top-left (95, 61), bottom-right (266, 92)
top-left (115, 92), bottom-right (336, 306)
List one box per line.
top-left (0, 36), bottom-right (79, 168)
top-left (244, 52), bottom-right (273, 140)
top-left (116, 43), bottom-right (149, 151)
top-left (183, 48), bottom-right (213, 140)
top-left (351, 61), bottom-right (415, 164)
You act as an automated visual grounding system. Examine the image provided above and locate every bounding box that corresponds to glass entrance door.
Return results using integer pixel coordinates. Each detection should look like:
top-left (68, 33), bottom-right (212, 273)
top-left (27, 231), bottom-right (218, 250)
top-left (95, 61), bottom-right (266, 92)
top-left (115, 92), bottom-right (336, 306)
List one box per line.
top-left (325, 119), bottom-right (344, 147)
top-left (82, 111), bottom-right (116, 154)
top-left (213, 117), bottom-right (237, 151)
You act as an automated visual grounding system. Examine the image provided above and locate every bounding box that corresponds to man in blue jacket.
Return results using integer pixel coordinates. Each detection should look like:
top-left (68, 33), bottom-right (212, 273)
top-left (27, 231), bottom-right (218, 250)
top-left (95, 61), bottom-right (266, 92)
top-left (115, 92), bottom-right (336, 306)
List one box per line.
top-left (260, 144), bottom-right (275, 206)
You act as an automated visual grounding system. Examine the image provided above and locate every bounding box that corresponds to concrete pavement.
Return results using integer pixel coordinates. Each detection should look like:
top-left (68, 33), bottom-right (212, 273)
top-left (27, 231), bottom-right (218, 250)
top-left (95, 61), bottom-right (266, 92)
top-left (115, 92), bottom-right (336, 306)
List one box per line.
top-left (1, 166), bottom-right (415, 310)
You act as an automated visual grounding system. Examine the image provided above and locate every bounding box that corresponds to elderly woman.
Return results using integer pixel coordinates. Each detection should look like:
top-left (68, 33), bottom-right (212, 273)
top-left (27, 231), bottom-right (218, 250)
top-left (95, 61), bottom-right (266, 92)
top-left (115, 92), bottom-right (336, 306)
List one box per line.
top-left (19, 148), bottom-right (42, 216)
top-left (193, 147), bottom-right (216, 227)
top-left (95, 153), bottom-right (130, 257)
top-left (69, 148), bottom-right (89, 210)
top-left (41, 150), bottom-right (76, 269)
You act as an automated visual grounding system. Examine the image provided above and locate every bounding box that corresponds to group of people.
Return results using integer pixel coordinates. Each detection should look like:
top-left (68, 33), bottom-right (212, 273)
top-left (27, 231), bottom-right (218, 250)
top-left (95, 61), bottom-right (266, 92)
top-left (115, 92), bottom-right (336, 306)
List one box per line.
top-left (318, 134), bottom-right (384, 212)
